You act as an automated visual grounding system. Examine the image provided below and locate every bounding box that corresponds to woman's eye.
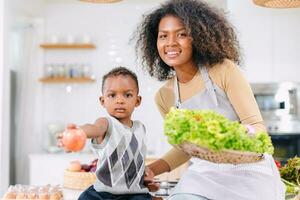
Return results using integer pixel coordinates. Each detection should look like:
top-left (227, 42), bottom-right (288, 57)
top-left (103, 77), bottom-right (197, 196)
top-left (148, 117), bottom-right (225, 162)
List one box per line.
top-left (158, 34), bottom-right (167, 39)
top-left (178, 33), bottom-right (187, 38)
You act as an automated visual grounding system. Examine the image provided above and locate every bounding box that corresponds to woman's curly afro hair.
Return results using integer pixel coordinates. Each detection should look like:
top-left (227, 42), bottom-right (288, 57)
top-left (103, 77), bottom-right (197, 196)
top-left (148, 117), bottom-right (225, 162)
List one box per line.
top-left (134, 0), bottom-right (241, 81)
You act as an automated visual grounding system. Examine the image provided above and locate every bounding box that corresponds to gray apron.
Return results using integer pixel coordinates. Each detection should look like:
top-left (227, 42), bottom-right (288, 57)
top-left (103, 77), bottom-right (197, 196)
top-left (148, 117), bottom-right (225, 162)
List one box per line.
top-left (170, 67), bottom-right (285, 200)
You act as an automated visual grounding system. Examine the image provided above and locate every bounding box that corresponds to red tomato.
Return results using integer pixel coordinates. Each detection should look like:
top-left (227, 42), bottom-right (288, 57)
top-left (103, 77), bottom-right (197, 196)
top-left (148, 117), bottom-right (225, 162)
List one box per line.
top-left (62, 127), bottom-right (86, 152)
top-left (274, 160), bottom-right (281, 169)
top-left (91, 159), bottom-right (98, 167)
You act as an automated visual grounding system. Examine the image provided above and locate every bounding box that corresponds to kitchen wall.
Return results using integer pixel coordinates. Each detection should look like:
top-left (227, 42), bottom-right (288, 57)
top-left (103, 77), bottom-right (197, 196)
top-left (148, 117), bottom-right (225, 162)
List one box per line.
top-left (227, 0), bottom-right (300, 82)
top-left (40, 0), bottom-right (227, 155)
top-left (10, 0), bottom-right (227, 185)
top-left (0, 0), bottom-right (7, 195)
top-left (39, 0), bottom-right (300, 155)
top-left (3, 0), bottom-right (300, 186)
top-left (1, 0), bottom-right (18, 194)
top-left (41, 1), bottom-right (167, 153)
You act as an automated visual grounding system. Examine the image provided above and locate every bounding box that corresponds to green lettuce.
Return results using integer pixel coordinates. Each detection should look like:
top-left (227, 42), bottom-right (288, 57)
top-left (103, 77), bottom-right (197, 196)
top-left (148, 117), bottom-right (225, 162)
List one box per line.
top-left (164, 108), bottom-right (274, 154)
top-left (280, 157), bottom-right (300, 196)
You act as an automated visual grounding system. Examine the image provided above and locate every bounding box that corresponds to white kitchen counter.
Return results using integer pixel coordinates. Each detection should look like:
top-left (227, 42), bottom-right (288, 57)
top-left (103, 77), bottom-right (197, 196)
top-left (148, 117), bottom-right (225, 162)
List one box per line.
top-left (63, 188), bottom-right (84, 200)
top-left (29, 153), bottom-right (188, 185)
top-left (29, 153), bottom-right (96, 199)
top-left (29, 153), bottom-right (188, 199)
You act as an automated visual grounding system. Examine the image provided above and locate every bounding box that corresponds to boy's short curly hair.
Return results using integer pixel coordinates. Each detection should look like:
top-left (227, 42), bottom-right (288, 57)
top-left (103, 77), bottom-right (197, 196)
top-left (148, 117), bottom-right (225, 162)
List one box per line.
top-left (102, 67), bottom-right (139, 93)
top-left (134, 0), bottom-right (241, 81)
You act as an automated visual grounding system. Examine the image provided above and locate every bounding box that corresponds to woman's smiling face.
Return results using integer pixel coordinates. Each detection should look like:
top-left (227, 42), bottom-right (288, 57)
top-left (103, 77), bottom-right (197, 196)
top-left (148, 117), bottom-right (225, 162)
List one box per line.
top-left (157, 15), bottom-right (194, 69)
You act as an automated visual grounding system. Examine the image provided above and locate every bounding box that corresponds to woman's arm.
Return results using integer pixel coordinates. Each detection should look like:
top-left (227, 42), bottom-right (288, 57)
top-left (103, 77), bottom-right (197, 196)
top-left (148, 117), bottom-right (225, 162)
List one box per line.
top-left (221, 60), bottom-right (266, 132)
top-left (149, 148), bottom-right (191, 175)
top-left (147, 159), bottom-right (170, 176)
top-left (150, 90), bottom-right (191, 174)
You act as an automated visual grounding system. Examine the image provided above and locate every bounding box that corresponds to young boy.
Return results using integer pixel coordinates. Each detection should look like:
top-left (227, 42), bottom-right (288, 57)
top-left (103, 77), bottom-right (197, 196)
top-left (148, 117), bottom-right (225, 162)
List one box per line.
top-left (61, 67), bottom-right (153, 200)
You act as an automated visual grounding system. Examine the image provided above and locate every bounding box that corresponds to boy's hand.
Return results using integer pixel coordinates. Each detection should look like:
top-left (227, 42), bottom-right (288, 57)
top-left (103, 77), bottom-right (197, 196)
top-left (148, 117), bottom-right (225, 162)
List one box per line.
top-left (67, 123), bottom-right (77, 129)
top-left (144, 167), bottom-right (160, 192)
top-left (56, 132), bottom-right (71, 153)
top-left (56, 123), bottom-right (78, 153)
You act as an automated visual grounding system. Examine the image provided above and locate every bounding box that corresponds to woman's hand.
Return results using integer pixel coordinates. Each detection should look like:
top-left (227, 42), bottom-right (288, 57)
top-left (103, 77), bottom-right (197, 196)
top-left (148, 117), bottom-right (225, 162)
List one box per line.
top-left (245, 124), bottom-right (256, 136)
top-left (144, 166), bottom-right (160, 192)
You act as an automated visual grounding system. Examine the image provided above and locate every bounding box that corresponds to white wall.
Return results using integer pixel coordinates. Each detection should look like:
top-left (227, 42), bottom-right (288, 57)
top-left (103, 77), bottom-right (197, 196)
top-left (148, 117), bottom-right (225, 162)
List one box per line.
top-left (8, 0), bottom-right (45, 18)
top-left (6, 0), bottom-right (300, 186)
top-left (2, 0), bottom-right (47, 188)
top-left (1, 0), bottom-right (10, 195)
top-left (41, 2), bottom-right (166, 155)
top-left (12, 2), bottom-right (169, 185)
top-left (40, 0), bottom-right (227, 155)
top-left (7, 0), bottom-right (228, 185)
top-left (227, 0), bottom-right (300, 83)
top-left (40, 0), bottom-right (226, 153)
top-left (0, 0), bottom-right (5, 195)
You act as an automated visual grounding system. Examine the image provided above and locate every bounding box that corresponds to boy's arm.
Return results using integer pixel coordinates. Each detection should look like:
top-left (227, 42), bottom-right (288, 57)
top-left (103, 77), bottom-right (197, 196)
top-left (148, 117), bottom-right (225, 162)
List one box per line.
top-left (79, 117), bottom-right (109, 144)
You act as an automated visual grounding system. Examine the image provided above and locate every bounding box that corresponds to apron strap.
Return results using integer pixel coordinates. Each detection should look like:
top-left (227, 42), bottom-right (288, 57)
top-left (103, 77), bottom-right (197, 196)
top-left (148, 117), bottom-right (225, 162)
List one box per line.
top-left (174, 67), bottom-right (219, 108)
top-left (200, 67), bottom-right (218, 107)
top-left (174, 77), bottom-right (181, 108)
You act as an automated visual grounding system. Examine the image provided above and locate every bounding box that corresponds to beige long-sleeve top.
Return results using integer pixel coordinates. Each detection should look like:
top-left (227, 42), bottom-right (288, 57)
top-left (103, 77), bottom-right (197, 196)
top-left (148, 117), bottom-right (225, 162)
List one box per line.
top-left (155, 59), bottom-right (266, 170)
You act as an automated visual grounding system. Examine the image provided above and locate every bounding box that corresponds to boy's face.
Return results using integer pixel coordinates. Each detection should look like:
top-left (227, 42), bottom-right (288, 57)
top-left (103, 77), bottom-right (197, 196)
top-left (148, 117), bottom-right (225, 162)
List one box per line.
top-left (100, 75), bottom-right (141, 123)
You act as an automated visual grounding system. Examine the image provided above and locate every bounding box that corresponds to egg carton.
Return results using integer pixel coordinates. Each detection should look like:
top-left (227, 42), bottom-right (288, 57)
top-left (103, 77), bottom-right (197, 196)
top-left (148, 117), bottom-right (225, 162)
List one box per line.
top-left (2, 184), bottom-right (63, 200)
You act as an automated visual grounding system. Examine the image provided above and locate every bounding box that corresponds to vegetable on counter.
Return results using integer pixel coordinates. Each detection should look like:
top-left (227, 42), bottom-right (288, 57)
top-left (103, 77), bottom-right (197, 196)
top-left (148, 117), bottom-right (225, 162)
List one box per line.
top-left (164, 108), bottom-right (274, 154)
top-left (280, 157), bottom-right (300, 197)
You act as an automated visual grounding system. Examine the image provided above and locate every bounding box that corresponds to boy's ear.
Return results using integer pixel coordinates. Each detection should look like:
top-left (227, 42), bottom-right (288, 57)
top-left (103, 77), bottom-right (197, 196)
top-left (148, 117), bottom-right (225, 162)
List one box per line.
top-left (99, 96), bottom-right (105, 106)
top-left (135, 95), bottom-right (142, 107)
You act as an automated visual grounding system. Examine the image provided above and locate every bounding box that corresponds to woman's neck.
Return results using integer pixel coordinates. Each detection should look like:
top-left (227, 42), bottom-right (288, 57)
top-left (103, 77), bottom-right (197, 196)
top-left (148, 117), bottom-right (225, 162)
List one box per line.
top-left (174, 63), bottom-right (198, 83)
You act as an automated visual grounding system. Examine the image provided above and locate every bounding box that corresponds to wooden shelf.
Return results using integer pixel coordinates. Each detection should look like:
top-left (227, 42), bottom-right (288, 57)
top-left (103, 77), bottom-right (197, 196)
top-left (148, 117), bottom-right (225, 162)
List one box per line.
top-left (40, 43), bottom-right (96, 49)
top-left (39, 77), bottom-right (96, 83)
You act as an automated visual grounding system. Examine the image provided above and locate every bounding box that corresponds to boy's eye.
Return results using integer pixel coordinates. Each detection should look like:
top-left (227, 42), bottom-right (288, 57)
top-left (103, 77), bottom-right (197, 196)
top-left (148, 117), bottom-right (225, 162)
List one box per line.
top-left (108, 94), bottom-right (115, 98)
top-left (125, 93), bottom-right (133, 98)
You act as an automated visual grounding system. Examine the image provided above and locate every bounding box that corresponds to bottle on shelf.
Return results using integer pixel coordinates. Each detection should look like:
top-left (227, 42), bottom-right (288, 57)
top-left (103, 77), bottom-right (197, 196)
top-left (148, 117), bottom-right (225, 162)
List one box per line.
top-left (82, 63), bottom-right (92, 78)
top-left (44, 64), bottom-right (54, 78)
top-left (41, 62), bottom-right (95, 84)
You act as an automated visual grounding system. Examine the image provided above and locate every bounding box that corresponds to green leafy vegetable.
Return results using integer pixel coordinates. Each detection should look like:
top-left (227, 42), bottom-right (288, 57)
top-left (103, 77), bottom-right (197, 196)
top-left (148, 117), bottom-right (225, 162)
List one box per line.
top-left (280, 157), bottom-right (300, 196)
top-left (164, 108), bottom-right (274, 154)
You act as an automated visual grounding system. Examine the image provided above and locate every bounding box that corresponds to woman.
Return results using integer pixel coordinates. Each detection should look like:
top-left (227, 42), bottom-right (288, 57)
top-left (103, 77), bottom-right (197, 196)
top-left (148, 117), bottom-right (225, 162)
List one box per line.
top-left (134, 0), bottom-right (285, 199)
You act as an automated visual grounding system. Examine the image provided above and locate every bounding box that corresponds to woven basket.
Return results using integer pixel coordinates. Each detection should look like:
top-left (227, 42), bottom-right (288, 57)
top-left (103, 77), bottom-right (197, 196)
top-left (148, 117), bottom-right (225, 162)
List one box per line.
top-left (286, 193), bottom-right (299, 200)
top-left (253, 0), bottom-right (300, 8)
top-left (177, 142), bottom-right (264, 164)
top-left (63, 170), bottom-right (96, 190)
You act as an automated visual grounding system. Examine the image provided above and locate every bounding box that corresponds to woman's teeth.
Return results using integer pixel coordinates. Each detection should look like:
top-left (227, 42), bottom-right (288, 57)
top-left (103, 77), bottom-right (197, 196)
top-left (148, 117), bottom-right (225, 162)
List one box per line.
top-left (166, 51), bottom-right (179, 55)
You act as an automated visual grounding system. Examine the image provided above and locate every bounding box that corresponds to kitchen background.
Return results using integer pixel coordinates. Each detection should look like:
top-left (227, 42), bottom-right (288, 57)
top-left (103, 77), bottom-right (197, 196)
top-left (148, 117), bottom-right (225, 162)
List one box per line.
top-left (1, 0), bottom-right (300, 196)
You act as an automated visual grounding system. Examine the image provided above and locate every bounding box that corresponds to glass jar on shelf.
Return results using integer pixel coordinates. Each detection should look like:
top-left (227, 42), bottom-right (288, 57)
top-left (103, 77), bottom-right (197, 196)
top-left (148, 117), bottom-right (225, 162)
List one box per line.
top-left (44, 64), bottom-right (54, 78)
top-left (82, 63), bottom-right (92, 78)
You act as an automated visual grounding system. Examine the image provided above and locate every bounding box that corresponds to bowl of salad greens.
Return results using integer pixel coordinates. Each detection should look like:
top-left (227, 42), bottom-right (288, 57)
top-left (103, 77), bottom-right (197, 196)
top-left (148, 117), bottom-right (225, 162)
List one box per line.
top-left (164, 108), bottom-right (274, 164)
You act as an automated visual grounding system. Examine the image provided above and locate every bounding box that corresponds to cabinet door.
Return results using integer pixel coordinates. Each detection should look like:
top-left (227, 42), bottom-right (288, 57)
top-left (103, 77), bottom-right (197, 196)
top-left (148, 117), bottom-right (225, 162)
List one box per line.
top-left (29, 153), bottom-right (95, 185)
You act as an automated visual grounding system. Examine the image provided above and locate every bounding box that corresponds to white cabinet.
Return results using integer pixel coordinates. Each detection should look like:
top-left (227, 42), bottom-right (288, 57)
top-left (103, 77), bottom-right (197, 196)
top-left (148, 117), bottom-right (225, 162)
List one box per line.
top-left (29, 153), bottom-right (96, 199)
top-left (29, 153), bottom-right (189, 185)
top-left (28, 153), bottom-right (96, 186)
